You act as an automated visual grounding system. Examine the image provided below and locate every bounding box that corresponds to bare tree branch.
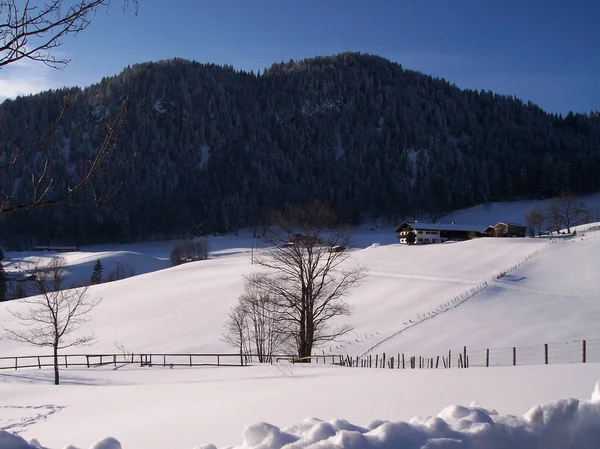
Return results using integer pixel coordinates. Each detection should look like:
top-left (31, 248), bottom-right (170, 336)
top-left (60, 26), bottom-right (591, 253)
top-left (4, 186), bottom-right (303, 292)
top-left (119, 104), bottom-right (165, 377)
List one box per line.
top-left (0, 99), bottom-right (132, 213)
top-left (0, 0), bottom-right (138, 69)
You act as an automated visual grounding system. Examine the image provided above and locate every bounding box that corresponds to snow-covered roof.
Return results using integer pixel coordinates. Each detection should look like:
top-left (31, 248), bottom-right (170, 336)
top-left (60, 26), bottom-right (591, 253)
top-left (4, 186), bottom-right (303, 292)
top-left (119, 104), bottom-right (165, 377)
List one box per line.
top-left (395, 222), bottom-right (485, 233)
top-left (496, 221), bottom-right (527, 227)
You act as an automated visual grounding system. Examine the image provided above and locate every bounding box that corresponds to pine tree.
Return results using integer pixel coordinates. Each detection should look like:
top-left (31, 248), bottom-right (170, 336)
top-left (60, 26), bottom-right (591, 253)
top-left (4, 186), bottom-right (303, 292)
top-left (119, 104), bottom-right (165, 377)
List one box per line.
top-left (0, 263), bottom-right (7, 301)
top-left (90, 259), bottom-right (103, 285)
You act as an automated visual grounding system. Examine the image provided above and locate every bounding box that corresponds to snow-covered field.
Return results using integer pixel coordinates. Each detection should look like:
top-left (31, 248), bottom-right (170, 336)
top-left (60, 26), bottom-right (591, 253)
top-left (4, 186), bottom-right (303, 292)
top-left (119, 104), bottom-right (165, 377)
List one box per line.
top-left (1, 364), bottom-right (600, 449)
top-left (1, 195), bottom-right (600, 448)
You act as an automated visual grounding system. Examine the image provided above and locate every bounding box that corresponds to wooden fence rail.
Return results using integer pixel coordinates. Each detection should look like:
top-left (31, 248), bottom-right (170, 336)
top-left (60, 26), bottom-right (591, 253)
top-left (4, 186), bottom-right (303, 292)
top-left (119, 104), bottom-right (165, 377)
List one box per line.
top-left (0, 352), bottom-right (345, 371)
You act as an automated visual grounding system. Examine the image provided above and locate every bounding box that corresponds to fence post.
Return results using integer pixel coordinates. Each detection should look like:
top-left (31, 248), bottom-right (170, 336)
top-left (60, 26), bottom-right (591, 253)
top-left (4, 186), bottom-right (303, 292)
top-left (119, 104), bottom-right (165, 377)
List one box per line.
top-left (382, 353), bottom-right (386, 368)
top-left (375, 354), bottom-right (378, 368)
top-left (164, 355), bottom-right (167, 367)
top-left (86, 355), bottom-right (90, 368)
top-left (356, 356), bottom-right (359, 367)
top-left (14, 357), bottom-right (17, 370)
top-left (486, 349), bottom-right (489, 367)
top-left (65, 355), bottom-right (68, 368)
top-left (458, 354), bottom-right (463, 368)
top-left (369, 355), bottom-right (372, 368)
top-left (513, 347), bottom-right (517, 366)
top-left (38, 356), bottom-right (41, 369)
top-left (436, 356), bottom-right (439, 368)
top-left (448, 350), bottom-right (451, 369)
top-left (544, 344), bottom-right (548, 365)
top-left (113, 355), bottom-right (116, 367)
top-left (391, 357), bottom-right (394, 369)
top-left (189, 355), bottom-right (192, 367)
top-left (463, 346), bottom-right (467, 367)
top-left (583, 340), bottom-right (587, 363)
top-left (397, 353), bottom-right (400, 369)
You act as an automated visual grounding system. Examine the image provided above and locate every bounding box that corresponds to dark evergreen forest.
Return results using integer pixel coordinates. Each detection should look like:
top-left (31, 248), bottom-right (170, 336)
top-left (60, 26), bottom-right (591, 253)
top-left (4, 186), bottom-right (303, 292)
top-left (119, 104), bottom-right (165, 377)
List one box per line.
top-left (1, 52), bottom-right (599, 247)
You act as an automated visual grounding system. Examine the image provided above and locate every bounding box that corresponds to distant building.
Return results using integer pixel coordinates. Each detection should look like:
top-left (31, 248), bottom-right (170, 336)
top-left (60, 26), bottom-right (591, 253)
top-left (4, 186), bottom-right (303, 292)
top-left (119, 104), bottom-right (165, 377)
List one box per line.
top-left (484, 222), bottom-right (527, 238)
top-left (395, 222), bottom-right (487, 245)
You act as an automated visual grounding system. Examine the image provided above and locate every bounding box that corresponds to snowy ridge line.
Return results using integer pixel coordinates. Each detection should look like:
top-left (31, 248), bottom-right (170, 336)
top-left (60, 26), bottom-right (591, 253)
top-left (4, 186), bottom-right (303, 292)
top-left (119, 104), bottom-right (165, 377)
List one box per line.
top-left (358, 249), bottom-right (543, 358)
top-left (4, 382), bottom-right (600, 449)
top-left (358, 338), bottom-right (600, 370)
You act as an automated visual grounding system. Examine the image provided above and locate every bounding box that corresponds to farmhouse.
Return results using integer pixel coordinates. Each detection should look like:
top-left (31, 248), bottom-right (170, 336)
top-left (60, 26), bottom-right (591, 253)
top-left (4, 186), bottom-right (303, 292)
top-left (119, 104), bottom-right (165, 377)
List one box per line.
top-left (395, 222), bottom-right (486, 245)
top-left (485, 222), bottom-right (527, 238)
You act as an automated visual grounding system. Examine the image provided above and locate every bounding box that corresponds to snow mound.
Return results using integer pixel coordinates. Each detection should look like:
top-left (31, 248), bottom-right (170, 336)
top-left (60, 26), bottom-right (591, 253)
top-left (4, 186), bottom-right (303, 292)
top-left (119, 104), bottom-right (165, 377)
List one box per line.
top-left (0, 433), bottom-right (121, 449)
top-left (224, 382), bottom-right (600, 449)
top-left (2, 381), bottom-right (600, 449)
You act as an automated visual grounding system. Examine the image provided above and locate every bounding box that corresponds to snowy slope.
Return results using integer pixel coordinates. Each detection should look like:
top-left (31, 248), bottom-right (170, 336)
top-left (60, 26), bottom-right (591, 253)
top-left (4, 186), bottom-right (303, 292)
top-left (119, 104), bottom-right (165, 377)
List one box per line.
top-left (0, 232), bottom-right (562, 357)
top-left (359, 233), bottom-right (600, 363)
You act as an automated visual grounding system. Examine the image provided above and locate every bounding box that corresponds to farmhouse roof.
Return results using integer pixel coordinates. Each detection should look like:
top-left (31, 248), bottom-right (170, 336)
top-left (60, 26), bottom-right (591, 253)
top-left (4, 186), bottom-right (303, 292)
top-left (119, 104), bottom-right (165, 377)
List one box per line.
top-left (395, 222), bottom-right (485, 233)
top-left (495, 221), bottom-right (527, 227)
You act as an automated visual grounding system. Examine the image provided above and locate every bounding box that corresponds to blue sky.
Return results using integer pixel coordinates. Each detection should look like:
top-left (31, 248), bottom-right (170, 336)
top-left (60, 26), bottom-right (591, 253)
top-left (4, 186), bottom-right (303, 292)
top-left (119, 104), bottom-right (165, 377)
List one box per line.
top-left (1, 0), bottom-right (599, 114)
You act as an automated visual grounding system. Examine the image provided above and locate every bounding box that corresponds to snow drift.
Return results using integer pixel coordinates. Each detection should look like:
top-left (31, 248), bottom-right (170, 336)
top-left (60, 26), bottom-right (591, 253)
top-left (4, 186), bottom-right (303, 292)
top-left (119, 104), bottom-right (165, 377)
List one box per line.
top-left (3, 381), bottom-right (600, 449)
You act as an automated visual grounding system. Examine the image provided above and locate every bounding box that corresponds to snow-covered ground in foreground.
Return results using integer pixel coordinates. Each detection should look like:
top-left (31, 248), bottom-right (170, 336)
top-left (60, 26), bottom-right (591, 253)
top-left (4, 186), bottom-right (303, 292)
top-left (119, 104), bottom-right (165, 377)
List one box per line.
top-left (1, 363), bottom-right (600, 449)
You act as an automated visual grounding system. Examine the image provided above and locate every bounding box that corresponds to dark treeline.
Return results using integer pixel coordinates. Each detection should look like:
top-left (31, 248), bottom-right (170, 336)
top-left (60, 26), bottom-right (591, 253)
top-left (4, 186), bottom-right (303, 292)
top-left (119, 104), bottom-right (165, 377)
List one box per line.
top-left (0, 52), bottom-right (599, 247)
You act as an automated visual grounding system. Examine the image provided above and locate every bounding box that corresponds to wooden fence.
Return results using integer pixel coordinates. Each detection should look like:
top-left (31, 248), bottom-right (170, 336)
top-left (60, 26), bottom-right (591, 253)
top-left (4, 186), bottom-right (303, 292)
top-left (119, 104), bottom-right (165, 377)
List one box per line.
top-left (342, 339), bottom-right (599, 369)
top-left (0, 352), bottom-right (345, 371)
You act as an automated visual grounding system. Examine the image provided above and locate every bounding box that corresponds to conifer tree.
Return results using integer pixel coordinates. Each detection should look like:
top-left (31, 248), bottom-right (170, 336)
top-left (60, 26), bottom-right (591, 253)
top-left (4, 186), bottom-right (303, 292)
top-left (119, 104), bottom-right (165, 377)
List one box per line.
top-left (90, 259), bottom-right (104, 285)
top-left (0, 263), bottom-right (7, 302)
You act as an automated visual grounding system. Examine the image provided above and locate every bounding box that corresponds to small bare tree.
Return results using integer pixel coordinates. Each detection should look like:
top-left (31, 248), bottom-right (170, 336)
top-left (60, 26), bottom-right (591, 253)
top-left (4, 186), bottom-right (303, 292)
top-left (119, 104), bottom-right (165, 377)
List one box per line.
top-left (221, 302), bottom-right (251, 361)
top-left (3, 257), bottom-right (101, 384)
top-left (550, 193), bottom-right (586, 234)
top-left (254, 200), bottom-right (366, 361)
top-left (525, 203), bottom-right (545, 237)
top-left (222, 276), bottom-right (285, 363)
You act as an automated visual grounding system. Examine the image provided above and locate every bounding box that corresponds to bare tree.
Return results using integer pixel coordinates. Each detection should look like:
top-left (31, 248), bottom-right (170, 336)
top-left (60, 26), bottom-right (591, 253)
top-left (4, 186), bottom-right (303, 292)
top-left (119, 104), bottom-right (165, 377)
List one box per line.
top-left (253, 200), bottom-right (367, 361)
top-left (550, 193), bottom-right (586, 234)
top-left (222, 276), bottom-right (285, 364)
top-left (3, 257), bottom-right (101, 384)
top-left (0, 0), bottom-right (137, 213)
top-left (221, 301), bottom-right (251, 361)
top-left (170, 239), bottom-right (209, 266)
top-left (525, 203), bottom-right (545, 237)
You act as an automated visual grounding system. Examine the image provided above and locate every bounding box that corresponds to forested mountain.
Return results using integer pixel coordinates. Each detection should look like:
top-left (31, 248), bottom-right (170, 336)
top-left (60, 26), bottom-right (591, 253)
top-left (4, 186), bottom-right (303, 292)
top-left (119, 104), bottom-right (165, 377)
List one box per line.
top-left (1, 52), bottom-right (599, 246)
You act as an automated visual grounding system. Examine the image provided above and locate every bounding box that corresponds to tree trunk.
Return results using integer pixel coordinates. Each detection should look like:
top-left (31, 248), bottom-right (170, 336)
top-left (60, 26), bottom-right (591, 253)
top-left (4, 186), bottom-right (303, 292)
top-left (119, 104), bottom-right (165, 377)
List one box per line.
top-left (53, 345), bottom-right (59, 385)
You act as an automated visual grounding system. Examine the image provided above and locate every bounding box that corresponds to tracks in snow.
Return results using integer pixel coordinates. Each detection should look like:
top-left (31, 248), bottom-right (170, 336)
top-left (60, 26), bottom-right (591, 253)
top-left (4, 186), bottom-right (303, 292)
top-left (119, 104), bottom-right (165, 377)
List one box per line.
top-left (0, 405), bottom-right (65, 434)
